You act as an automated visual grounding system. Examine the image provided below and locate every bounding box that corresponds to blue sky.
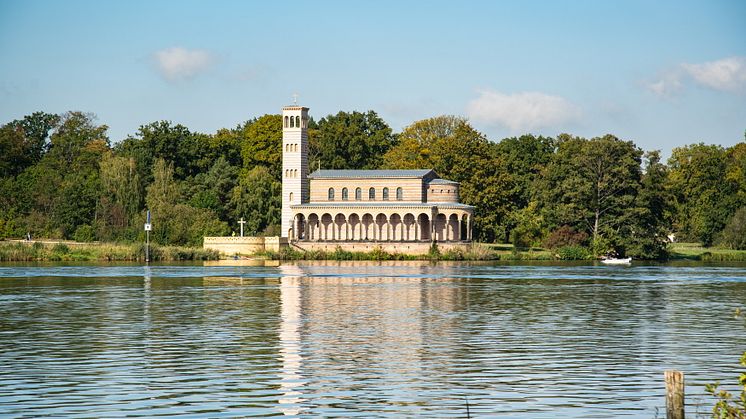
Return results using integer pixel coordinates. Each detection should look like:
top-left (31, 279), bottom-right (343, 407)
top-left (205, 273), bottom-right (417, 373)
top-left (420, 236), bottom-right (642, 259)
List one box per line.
top-left (1, 0), bottom-right (744, 156)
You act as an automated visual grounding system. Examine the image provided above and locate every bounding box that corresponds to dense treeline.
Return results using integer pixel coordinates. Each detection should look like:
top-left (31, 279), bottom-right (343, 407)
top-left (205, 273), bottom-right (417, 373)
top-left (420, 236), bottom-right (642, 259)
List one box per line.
top-left (1, 110), bottom-right (744, 258)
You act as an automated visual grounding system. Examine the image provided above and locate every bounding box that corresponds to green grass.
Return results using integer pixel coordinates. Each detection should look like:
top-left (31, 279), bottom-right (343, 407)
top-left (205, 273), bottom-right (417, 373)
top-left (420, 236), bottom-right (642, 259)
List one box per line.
top-left (255, 243), bottom-right (555, 262)
top-left (0, 240), bottom-right (220, 261)
top-left (669, 242), bottom-right (746, 261)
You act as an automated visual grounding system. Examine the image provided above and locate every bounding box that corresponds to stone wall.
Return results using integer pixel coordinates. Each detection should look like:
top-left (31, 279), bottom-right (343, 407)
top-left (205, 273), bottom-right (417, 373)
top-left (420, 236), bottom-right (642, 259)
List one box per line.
top-left (203, 236), bottom-right (288, 256)
top-left (292, 241), bottom-right (470, 255)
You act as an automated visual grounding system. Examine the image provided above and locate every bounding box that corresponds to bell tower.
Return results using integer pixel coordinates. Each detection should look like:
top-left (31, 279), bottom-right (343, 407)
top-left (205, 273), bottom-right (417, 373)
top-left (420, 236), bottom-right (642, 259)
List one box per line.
top-left (281, 104), bottom-right (309, 239)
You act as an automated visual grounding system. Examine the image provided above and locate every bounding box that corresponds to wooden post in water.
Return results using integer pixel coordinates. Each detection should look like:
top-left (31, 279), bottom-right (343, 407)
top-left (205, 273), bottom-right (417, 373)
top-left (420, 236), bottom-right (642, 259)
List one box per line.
top-left (665, 370), bottom-right (685, 419)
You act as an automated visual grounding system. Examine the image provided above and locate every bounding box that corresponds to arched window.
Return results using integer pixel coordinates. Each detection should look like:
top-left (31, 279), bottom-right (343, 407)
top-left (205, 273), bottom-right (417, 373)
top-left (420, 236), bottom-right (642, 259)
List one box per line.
top-left (295, 116), bottom-right (300, 127)
top-left (328, 188), bottom-right (335, 200)
top-left (355, 187), bottom-right (361, 200)
top-left (284, 116), bottom-right (288, 128)
top-left (295, 144), bottom-right (298, 152)
top-left (289, 192), bottom-right (294, 202)
top-left (396, 187), bottom-right (403, 200)
top-left (368, 187), bottom-right (375, 200)
top-left (382, 187), bottom-right (389, 200)
top-left (290, 116), bottom-right (295, 128)
top-left (342, 187), bottom-right (348, 200)
top-left (294, 169), bottom-right (298, 177)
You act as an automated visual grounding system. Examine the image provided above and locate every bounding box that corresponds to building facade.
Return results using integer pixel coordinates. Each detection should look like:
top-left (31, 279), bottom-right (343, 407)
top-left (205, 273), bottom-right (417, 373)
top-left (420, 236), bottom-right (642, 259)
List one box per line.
top-left (282, 104), bottom-right (474, 246)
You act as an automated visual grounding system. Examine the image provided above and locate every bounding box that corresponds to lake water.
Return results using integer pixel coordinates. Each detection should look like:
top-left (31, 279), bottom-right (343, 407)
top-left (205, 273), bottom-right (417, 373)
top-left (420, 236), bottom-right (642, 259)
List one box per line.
top-left (1, 261), bottom-right (745, 417)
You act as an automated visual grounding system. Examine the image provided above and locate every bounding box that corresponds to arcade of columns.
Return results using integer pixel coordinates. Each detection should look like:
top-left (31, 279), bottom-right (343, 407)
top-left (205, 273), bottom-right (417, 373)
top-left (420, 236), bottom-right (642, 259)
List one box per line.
top-left (292, 209), bottom-right (473, 242)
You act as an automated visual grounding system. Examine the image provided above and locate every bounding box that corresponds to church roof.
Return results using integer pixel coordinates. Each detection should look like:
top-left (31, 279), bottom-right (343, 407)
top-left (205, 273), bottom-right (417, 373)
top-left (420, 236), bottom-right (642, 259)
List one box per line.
top-left (308, 169), bottom-right (435, 179)
top-left (428, 178), bottom-right (459, 185)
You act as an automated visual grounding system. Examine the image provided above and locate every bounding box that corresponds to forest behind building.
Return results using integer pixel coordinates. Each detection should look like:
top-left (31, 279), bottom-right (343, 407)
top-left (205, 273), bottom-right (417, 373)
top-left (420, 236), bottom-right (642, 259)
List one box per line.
top-left (1, 110), bottom-right (745, 259)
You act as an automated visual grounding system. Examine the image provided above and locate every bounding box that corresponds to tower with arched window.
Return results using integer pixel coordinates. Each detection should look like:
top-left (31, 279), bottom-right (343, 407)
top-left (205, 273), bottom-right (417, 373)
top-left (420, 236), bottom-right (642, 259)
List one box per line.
top-left (281, 105), bottom-right (309, 238)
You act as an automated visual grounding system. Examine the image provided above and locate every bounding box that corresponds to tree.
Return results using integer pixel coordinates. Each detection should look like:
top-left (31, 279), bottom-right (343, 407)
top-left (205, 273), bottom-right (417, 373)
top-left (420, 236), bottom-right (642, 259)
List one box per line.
top-left (115, 120), bottom-right (212, 183)
top-left (144, 159), bottom-right (227, 245)
top-left (239, 115), bottom-right (283, 179)
top-left (0, 112), bottom-right (59, 177)
top-left (536, 134), bottom-right (643, 255)
top-left (719, 207), bottom-right (746, 250)
top-left (668, 143), bottom-right (736, 246)
top-left (383, 116), bottom-right (512, 242)
top-left (187, 156), bottom-right (239, 222)
top-left (312, 110), bottom-right (397, 170)
top-left (228, 166), bottom-right (282, 235)
top-left (96, 153), bottom-right (142, 241)
top-left (621, 151), bottom-right (671, 259)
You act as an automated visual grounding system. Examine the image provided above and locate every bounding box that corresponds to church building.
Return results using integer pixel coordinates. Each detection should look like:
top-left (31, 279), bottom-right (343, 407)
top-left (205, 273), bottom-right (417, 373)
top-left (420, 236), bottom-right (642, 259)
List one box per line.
top-left (281, 104), bottom-right (474, 251)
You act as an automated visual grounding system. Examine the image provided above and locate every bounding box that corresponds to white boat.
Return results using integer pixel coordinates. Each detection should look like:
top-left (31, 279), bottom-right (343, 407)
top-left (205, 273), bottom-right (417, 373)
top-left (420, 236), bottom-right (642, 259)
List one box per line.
top-left (601, 257), bottom-right (632, 265)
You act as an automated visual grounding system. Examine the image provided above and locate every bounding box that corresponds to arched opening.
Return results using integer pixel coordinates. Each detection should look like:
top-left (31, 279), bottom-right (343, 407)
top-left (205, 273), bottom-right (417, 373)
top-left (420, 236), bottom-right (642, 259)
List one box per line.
top-left (321, 213), bottom-right (333, 240)
top-left (334, 213), bottom-right (346, 240)
top-left (448, 214), bottom-right (460, 241)
top-left (348, 213), bottom-right (360, 240)
top-left (295, 116), bottom-right (300, 127)
top-left (460, 214), bottom-right (469, 241)
top-left (342, 187), bottom-right (348, 200)
top-left (289, 192), bottom-right (294, 202)
top-left (434, 213), bottom-right (447, 241)
top-left (375, 213), bottom-right (388, 241)
top-left (382, 187), bottom-right (389, 200)
top-left (362, 213), bottom-right (374, 240)
top-left (295, 213), bottom-right (306, 240)
top-left (390, 213), bottom-right (402, 241)
top-left (308, 213), bottom-right (319, 241)
top-left (396, 187), bottom-right (403, 201)
top-left (290, 116), bottom-right (295, 128)
top-left (368, 187), bottom-right (375, 200)
top-left (355, 187), bottom-right (361, 200)
top-left (403, 213), bottom-right (415, 241)
top-left (328, 188), bottom-right (335, 201)
top-left (293, 169), bottom-right (298, 178)
top-left (418, 213), bottom-right (431, 241)
top-left (284, 116), bottom-right (288, 128)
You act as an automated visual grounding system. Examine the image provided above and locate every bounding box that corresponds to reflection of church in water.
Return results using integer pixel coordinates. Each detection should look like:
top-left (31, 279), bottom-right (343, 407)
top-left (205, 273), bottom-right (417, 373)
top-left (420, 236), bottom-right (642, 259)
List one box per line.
top-left (280, 105), bottom-right (474, 250)
top-left (274, 263), bottom-right (464, 416)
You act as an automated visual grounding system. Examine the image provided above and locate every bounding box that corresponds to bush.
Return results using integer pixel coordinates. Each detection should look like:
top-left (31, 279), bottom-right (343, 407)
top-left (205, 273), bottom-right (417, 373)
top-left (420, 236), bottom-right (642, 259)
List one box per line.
top-left (543, 225), bottom-right (588, 250)
top-left (51, 243), bottom-right (70, 254)
top-left (73, 224), bottom-right (95, 242)
top-left (557, 245), bottom-right (591, 260)
top-left (719, 207), bottom-right (746, 250)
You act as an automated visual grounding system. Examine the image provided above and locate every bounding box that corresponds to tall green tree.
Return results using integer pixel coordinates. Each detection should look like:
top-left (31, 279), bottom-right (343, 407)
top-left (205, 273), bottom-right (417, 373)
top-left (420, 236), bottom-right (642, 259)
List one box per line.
top-left (96, 153), bottom-right (142, 241)
top-left (228, 166), bottom-right (282, 235)
top-left (144, 159), bottom-right (227, 245)
top-left (312, 110), bottom-right (397, 170)
top-left (668, 143), bottom-right (736, 246)
top-left (239, 115), bottom-right (283, 179)
top-left (383, 116), bottom-right (512, 242)
top-left (187, 156), bottom-right (239, 222)
top-left (0, 112), bottom-right (59, 177)
top-left (537, 134), bottom-right (643, 254)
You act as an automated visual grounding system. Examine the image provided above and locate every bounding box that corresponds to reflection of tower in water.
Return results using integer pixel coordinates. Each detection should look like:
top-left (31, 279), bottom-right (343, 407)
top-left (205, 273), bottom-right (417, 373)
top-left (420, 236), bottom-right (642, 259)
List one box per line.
top-left (278, 264), bottom-right (306, 416)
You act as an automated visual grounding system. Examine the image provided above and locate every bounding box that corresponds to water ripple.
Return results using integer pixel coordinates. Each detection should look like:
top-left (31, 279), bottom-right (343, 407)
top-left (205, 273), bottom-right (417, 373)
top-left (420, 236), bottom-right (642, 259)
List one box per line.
top-left (1, 262), bottom-right (744, 417)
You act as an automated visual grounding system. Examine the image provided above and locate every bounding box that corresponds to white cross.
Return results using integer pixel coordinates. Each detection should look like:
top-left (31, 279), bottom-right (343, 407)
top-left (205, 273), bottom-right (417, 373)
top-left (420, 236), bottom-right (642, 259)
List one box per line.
top-left (238, 217), bottom-right (246, 237)
top-left (292, 93), bottom-right (298, 105)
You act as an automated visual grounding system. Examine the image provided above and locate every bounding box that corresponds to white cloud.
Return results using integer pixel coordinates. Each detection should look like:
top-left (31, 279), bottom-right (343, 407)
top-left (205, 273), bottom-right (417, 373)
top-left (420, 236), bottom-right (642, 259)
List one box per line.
top-left (682, 56), bottom-right (746, 93)
top-left (153, 47), bottom-right (213, 81)
top-left (466, 90), bottom-right (581, 132)
top-left (647, 56), bottom-right (746, 97)
top-left (647, 71), bottom-right (683, 98)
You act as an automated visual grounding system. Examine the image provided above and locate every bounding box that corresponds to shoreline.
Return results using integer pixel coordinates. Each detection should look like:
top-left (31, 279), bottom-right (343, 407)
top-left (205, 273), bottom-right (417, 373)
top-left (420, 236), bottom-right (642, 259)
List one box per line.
top-left (1, 240), bottom-right (745, 262)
